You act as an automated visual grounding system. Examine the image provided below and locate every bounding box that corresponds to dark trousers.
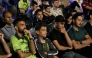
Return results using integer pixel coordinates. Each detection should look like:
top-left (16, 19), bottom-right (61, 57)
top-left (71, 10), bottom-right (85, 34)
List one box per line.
top-left (74, 46), bottom-right (92, 58)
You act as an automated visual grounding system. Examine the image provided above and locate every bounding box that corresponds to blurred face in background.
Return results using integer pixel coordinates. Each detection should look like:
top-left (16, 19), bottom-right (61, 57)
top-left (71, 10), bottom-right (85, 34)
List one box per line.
top-left (53, 0), bottom-right (59, 8)
top-left (33, 4), bottom-right (38, 10)
top-left (42, 1), bottom-right (49, 5)
top-left (45, 6), bottom-right (51, 12)
top-left (4, 12), bottom-right (12, 25)
top-left (36, 11), bottom-right (43, 20)
top-left (67, 16), bottom-right (72, 24)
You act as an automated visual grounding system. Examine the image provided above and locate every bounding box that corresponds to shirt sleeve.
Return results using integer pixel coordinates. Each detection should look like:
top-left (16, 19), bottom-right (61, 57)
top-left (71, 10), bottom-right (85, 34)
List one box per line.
top-left (11, 36), bottom-right (21, 52)
top-left (47, 39), bottom-right (58, 55)
top-left (48, 32), bottom-right (58, 42)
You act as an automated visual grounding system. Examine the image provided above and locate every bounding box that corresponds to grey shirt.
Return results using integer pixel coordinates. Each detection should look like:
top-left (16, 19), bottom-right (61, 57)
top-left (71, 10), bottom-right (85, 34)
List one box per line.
top-left (0, 24), bottom-right (16, 42)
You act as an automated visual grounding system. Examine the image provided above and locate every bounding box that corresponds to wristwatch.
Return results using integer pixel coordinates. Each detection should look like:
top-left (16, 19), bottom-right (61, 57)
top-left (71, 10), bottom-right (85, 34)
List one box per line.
top-left (80, 41), bottom-right (82, 44)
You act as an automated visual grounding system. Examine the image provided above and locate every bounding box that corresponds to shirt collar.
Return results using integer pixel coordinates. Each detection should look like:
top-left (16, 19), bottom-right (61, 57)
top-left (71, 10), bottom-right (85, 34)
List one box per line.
top-left (4, 24), bottom-right (14, 28)
top-left (71, 26), bottom-right (81, 32)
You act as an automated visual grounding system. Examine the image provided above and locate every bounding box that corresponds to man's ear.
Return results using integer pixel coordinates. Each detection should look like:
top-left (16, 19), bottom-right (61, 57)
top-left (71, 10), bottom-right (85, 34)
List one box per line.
top-left (36, 30), bottom-right (39, 34)
top-left (15, 26), bottom-right (18, 30)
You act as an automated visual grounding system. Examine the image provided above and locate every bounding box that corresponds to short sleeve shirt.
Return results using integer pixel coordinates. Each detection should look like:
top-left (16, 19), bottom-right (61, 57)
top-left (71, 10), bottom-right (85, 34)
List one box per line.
top-left (50, 8), bottom-right (63, 17)
top-left (10, 35), bottom-right (36, 58)
top-left (68, 27), bottom-right (88, 41)
top-left (48, 28), bottom-right (68, 46)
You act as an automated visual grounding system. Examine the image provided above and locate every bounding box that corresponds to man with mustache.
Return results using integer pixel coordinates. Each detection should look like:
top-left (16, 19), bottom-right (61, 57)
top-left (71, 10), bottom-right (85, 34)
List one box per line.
top-left (68, 13), bottom-right (92, 58)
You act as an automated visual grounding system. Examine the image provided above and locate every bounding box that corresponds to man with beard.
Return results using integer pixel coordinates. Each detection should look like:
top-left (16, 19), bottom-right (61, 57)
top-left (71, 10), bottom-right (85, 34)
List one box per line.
top-left (68, 13), bottom-right (92, 58)
top-left (48, 15), bottom-right (86, 58)
top-left (10, 18), bottom-right (36, 58)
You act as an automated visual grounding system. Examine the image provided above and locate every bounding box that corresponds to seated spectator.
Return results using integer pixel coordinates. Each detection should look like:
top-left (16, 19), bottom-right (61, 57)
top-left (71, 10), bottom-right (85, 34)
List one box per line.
top-left (0, 33), bottom-right (12, 58)
top-left (0, 11), bottom-right (16, 44)
top-left (65, 13), bottom-right (72, 30)
top-left (35, 22), bottom-right (58, 58)
top-left (33, 9), bottom-right (44, 27)
top-left (50, 0), bottom-right (63, 17)
top-left (84, 11), bottom-right (92, 38)
top-left (43, 5), bottom-right (55, 24)
top-left (10, 18), bottom-right (36, 58)
top-left (68, 13), bottom-right (92, 58)
top-left (39, 0), bottom-right (49, 10)
top-left (26, 1), bottom-right (38, 20)
top-left (48, 15), bottom-right (86, 58)
top-left (60, 0), bottom-right (70, 7)
top-left (18, 0), bottom-right (30, 14)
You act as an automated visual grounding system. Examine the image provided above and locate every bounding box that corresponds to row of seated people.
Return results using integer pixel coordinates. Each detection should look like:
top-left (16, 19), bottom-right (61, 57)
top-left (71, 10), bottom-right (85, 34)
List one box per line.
top-left (1, 11), bottom-right (92, 58)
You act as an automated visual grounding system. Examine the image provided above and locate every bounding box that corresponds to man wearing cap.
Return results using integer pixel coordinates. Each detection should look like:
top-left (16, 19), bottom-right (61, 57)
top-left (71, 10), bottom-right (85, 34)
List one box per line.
top-left (48, 15), bottom-right (86, 58)
top-left (68, 13), bottom-right (92, 58)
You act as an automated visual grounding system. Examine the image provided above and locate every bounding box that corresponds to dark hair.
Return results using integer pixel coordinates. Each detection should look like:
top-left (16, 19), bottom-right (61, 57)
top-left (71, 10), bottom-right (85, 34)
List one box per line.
top-left (42, 0), bottom-right (48, 2)
top-left (35, 9), bottom-right (43, 15)
top-left (69, 9), bottom-right (76, 13)
top-left (52, 0), bottom-right (58, 3)
top-left (44, 5), bottom-right (50, 9)
top-left (35, 22), bottom-right (47, 31)
top-left (13, 17), bottom-right (25, 27)
top-left (65, 13), bottom-right (72, 19)
top-left (3, 11), bottom-right (12, 17)
top-left (31, 1), bottom-right (38, 6)
top-left (72, 13), bottom-right (82, 20)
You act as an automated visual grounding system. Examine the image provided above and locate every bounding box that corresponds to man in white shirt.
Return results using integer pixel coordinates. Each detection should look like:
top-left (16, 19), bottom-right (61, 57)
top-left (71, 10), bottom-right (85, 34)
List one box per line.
top-left (50, 0), bottom-right (63, 17)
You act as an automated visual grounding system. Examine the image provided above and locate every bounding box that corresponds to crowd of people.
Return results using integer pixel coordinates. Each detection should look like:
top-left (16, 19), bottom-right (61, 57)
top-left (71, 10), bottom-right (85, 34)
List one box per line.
top-left (0, 0), bottom-right (92, 58)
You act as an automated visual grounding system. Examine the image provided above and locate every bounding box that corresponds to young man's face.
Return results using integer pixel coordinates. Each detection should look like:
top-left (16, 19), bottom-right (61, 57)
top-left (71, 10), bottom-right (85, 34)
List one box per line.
top-left (45, 6), bottom-right (50, 12)
top-left (43, 1), bottom-right (49, 5)
top-left (36, 26), bottom-right (47, 37)
top-left (67, 16), bottom-right (72, 24)
top-left (55, 22), bottom-right (65, 31)
top-left (53, 1), bottom-right (59, 8)
top-left (4, 12), bottom-right (12, 25)
top-left (16, 21), bottom-right (26, 33)
top-left (33, 4), bottom-right (38, 10)
top-left (73, 16), bottom-right (83, 27)
top-left (36, 11), bottom-right (43, 20)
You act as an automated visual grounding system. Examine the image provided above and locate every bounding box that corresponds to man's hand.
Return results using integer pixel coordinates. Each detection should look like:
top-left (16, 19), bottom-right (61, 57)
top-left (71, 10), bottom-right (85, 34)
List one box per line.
top-left (24, 29), bottom-right (33, 38)
top-left (60, 27), bottom-right (66, 34)
top-left (44, 52), bottom-right (47, 55)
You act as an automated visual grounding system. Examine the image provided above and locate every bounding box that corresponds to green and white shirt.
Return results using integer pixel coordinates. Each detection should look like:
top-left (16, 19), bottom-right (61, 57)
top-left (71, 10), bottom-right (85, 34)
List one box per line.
top-left (10, 34), bottom-right (36, 58)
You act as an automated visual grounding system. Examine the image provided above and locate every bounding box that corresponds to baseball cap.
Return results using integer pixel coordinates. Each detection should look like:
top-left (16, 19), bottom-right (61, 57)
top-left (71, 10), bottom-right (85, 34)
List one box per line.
top-left (55, 15), bottom-right (66, 22)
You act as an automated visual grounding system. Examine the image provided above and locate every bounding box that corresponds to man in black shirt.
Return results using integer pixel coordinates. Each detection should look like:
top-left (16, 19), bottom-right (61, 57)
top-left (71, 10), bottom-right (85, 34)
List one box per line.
top-left (48, 15), bottom-right (86, 58)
